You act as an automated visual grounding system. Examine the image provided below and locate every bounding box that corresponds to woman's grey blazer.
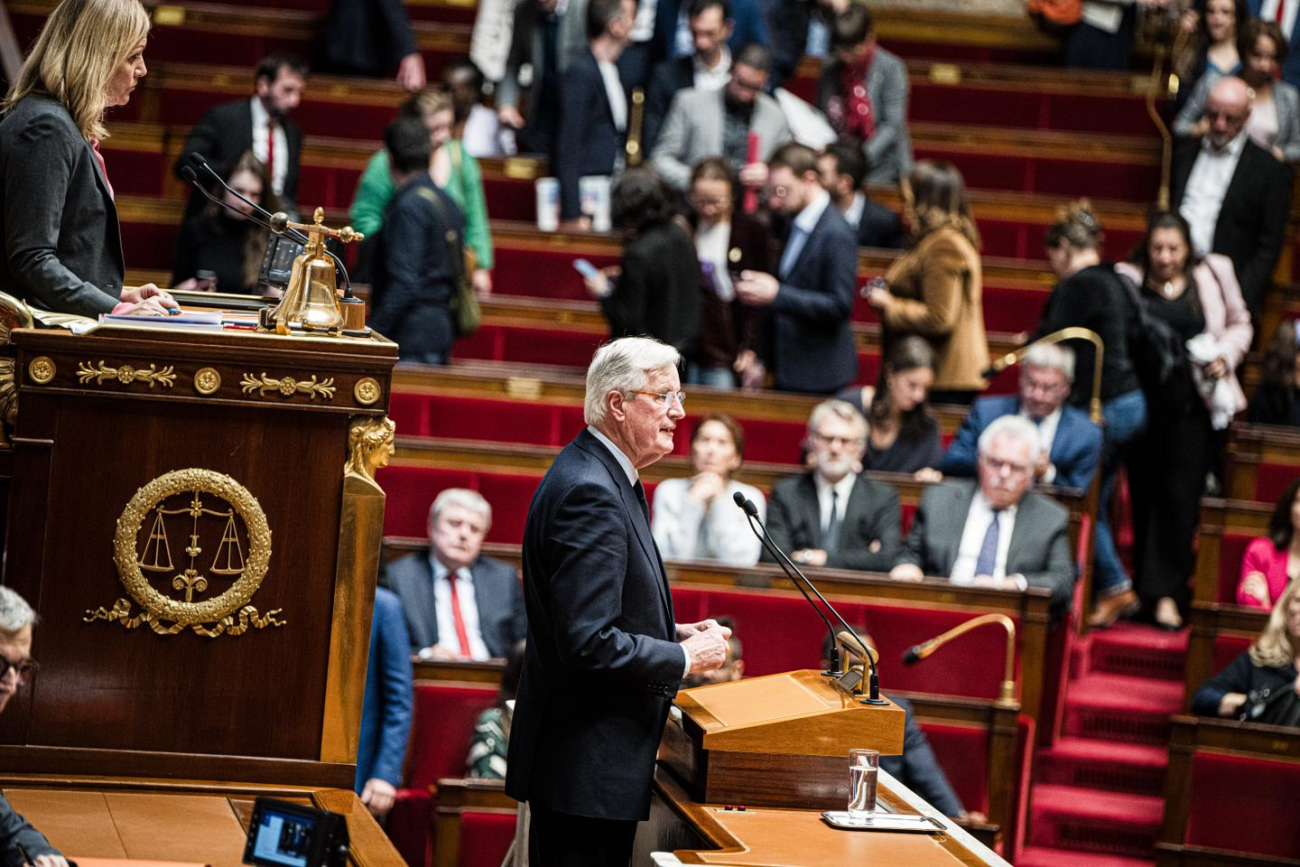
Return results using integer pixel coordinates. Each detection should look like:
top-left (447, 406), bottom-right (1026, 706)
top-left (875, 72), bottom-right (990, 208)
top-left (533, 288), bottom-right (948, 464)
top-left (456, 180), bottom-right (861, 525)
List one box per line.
top-left (0, 95), bottom-right (124, 315)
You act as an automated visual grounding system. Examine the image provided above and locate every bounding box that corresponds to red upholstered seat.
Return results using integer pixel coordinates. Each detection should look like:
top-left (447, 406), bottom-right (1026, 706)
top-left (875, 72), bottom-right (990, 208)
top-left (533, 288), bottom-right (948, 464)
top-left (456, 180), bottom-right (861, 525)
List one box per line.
top-left (919, 722), bottom-right (989, 814)
top-left (390, 682), bottom-right (498, 867)
top-left (1254, 463), bottom-right (1299, 504)
top-left (1210, 634), bottom-right (1253, 672)
top-left (1184, 751), bottom-right (1300, 859)
top-left (454, 324), bottom-right (604, 368)
top-left (1216, 532), bottom-right (1255, 603)
top-left (376, 466), bottom-right (476, 539)
top-left (457, 812), bottom-right (517, 867)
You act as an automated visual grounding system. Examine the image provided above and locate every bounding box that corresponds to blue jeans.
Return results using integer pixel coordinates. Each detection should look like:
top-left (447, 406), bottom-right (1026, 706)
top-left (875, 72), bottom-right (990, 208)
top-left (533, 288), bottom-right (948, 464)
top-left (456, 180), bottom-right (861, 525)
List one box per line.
top-left (686, 363), bottom-right (737, 391)
top-left (1092, 389), bottom-right (1148, 598)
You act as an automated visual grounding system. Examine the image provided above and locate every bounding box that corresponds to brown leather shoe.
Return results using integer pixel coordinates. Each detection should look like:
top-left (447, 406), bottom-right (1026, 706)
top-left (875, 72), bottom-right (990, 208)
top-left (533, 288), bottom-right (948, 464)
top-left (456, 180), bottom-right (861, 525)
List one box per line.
top-left (1087, 589), bottom-right (1140, 629)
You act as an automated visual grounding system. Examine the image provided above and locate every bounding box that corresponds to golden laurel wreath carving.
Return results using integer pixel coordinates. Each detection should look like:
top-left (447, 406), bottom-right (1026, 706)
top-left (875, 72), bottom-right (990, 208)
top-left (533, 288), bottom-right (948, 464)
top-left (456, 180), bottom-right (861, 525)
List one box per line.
top-left (85, 468), bottom-right (284, 637)
top-left (240, 372), bottom-right (335, 400)
top-left (77, 360), bottom-right (176, 388)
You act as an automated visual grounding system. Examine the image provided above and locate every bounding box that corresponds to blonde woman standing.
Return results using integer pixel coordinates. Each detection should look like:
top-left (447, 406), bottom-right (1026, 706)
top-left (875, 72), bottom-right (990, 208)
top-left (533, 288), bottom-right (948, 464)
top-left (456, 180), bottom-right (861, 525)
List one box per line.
top-left (0, 0), bottom-right (176, 317)
top-left (865, 159), bottom-right (987, 406)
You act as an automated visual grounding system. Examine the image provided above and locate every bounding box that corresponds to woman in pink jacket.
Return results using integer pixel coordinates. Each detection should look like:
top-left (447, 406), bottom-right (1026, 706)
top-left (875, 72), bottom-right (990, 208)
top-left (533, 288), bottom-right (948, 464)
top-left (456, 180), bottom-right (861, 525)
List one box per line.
top-left (1116, 211), bottom-right (1252, 630)
top-left (1238, 478), bottom-right (1300, 610)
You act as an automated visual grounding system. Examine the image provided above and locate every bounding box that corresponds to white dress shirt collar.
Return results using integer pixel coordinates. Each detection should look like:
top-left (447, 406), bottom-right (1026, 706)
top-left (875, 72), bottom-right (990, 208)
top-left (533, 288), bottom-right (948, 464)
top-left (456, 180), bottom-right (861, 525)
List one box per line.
top-left (588, 425), bottom-right (639, 485)
top-left (793, 189), bottom-right (832, 235)
top-left (813, 471), bottom-right (857, 531)
top-left (842, 192), bottom-right (866, 229)
top-left (949, 491), bottom-right (1018, 585)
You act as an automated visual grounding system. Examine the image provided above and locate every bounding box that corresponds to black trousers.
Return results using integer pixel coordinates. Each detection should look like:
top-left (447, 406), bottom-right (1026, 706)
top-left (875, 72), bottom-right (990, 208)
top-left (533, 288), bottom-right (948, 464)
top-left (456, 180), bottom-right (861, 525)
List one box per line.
top-left (1127, 396), bottom-right (1212, 612)
top-left (529, 807), bottom-right (638, 867)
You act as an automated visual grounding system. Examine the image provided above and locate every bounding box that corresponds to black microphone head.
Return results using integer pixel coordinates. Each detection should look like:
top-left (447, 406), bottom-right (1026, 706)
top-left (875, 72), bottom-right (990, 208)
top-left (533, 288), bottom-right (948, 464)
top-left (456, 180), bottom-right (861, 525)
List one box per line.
top-left (188, 151), bottom-right (208, 169)
top-left (269, 212), bottom-right (290, 234)
top-left (732, 491), bottom-right (746, 508)
top-left (180, 166), bottom-right (197, 183)
top-left (901, 646), bottom-right (922, 665)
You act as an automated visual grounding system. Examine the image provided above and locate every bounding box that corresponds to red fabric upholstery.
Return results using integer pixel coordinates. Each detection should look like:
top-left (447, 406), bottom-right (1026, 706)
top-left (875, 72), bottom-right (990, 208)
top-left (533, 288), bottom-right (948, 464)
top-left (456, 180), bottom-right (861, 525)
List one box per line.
top-left (910, 84), bottom-right (1153, 136)
top-left (1217, 532), bottom-right (1253, 603)
top-left (457, 812), bottom-right (517, 867)
top-left (491, 248), bottom-right (621, 301)
top-left (454, 324), bottom-right (604, 367)
top-left (1184, 751), bottom-right (1300, 858)
top-left (387, 790), bottom-right (432, 867)
top-left (1211, 634), bottom-right (1254, 672)
top-left (918, 722), bottom-right (989, 814)
top-left (377, 466), bottom-right (476, 539)
top-left (1254, 463), bottom-right (1299, 504)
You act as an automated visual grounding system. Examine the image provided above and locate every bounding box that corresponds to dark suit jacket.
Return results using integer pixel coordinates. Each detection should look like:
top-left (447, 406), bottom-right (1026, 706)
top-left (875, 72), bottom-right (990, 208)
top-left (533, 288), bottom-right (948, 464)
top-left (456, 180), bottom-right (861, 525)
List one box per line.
top-left (317, 0), bottom-right (418, 77)
top-left (880, 696), bottom-right (965, 818)
top-left (855, 197), bottom-right (905, 250)
top-left (0, 95), bottom-right (124, 315)
top-left (1170, 137), bottom-right (1291, 316)
top-left (939, 396), bottom-right (1103, 491)
top-left (505, 429), bottom-right (685, 821)
top-left (368, 174), bottom-right (464, 361)
top-left (554, 50), bottom-right (622, 220)
top-left (898, 480), bottom-right (1075, 614)
top-left (763, 473), bottom-right (901, 572)
top-left (770, 0), bottom-right (819, 89)
top-left (763, 203), bottom-right (859, 393)
top-left (648, 0), bottom-right (768, 74)
top-left (174, 99), bottom-right (303, 216)
top-left (355, 587), bottom-right (413, 791)
top-left (603, 220), bottom-right (702, 355)
top-left (1, 794), bottom-right (58, 867)
top-left (383, 548), bottom-right (526, 659)
top-left (643, 56), bottom-right (693, 156)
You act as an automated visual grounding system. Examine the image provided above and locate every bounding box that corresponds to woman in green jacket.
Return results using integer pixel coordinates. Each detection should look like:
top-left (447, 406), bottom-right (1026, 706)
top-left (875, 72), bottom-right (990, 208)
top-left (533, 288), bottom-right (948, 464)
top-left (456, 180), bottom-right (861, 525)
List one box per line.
top-left (350, 87), bottom-right (494, 296)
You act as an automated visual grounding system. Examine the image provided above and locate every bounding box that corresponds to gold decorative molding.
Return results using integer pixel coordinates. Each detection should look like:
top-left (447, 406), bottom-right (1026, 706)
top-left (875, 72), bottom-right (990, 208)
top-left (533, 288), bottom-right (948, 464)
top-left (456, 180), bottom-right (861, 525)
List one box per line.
top-left (77, 360), bottom-right (176, 388)
top-left (193, 367), bottom-right (222, 395)
top-left (353, 377), bottom-right (381, 406)
top-left (240, 372), bottom-right (336, 400)
top-left (85, 468), bottom-right (283, 637)
top-left (28, 356), bottom-right (55, 385)
top-left (344, 416), bottom-right (395, 490)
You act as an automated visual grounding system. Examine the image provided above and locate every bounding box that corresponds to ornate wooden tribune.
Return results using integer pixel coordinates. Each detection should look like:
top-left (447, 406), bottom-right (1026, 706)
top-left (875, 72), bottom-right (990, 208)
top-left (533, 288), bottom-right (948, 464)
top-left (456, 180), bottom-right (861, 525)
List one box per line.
top-left (0, 321), bottom-right (401, 862)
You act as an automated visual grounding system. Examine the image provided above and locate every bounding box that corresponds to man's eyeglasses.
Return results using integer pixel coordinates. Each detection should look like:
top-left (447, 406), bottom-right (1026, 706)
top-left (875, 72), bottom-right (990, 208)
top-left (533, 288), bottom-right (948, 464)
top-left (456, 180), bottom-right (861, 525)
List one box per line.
top-left (980, 456), bottom-right (1032, 477)
top-left (629, 390), bottom-right (686, 409)
top-left (0, 655), bottom-right (37, 684)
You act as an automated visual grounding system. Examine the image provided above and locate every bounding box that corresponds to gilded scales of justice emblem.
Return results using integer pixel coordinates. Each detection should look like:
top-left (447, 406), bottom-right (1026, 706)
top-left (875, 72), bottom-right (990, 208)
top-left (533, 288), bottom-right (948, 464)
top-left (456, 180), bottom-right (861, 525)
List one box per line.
top-left (85, 469), bottom-right (286, 637)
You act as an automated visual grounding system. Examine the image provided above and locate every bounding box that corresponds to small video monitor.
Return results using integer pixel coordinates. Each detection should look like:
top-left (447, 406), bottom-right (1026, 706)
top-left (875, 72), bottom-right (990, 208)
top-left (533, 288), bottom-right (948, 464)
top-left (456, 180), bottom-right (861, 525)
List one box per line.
top-left (243, 798), bottom-right (349, 867)
top-left (259, 235), bottom-right (304, 289)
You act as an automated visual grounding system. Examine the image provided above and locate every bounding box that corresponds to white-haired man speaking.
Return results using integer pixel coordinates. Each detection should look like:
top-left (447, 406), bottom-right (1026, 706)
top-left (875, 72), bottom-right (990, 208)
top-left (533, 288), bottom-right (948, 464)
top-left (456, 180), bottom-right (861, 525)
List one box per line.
top-left (0, 586), bottom-right (67, 867)
top-left (505, 337), bottom-right (730, 867)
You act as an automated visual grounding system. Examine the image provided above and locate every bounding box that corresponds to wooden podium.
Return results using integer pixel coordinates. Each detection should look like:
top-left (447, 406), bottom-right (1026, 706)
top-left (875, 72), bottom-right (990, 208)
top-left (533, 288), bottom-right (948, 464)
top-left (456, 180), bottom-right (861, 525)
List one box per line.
top-left (0, 321), bottom-right (397, 788)
top-left (662, 670), bottom-right (905, 811)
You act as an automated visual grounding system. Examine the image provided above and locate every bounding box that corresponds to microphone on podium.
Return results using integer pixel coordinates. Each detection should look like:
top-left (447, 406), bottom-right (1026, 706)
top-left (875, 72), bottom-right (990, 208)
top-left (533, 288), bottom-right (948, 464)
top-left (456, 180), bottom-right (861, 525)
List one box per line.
top-left (732, 492), bottom-right (888, 705)
top-left (901, 613), bottom-right (1019, 705)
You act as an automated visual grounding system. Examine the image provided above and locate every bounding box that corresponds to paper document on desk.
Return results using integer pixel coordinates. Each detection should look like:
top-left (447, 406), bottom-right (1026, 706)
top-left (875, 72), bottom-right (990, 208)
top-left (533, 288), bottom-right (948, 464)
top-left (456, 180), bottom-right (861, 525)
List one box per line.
top-left (100, 311), bottom-right (225, 328)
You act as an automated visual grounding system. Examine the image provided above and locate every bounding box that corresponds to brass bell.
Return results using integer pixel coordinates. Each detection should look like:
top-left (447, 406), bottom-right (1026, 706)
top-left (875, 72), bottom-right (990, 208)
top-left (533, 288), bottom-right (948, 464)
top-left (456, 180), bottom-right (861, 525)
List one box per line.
top-left (269, 208), bottom-right (364, 336)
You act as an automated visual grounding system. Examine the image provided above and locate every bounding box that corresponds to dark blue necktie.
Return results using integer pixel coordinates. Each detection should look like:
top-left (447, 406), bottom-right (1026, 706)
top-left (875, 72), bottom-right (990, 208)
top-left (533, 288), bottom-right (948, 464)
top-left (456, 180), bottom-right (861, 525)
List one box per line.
top-left (973, 511), bottom-right (1001, 578)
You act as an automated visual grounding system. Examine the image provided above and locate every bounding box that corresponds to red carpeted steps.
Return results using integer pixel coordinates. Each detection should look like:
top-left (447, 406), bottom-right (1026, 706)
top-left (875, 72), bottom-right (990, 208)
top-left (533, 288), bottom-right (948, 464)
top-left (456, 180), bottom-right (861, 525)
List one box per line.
top-left (1020, 623), bottom-right (1187, 865)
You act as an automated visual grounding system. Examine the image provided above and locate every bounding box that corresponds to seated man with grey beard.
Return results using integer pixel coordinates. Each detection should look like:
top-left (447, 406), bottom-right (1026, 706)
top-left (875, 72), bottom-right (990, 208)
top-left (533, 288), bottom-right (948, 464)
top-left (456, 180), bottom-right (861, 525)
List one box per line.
top-left (891, 415), bottom-right (1075, 618)
top-left (764, 399), bottom-right (900, 572)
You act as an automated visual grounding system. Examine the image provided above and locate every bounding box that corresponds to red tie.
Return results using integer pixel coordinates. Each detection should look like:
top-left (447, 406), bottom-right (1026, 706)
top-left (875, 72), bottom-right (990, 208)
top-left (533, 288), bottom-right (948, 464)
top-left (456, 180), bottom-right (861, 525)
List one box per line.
top-left (265, 121), bottom-right (276, 184)
top-left (1276, 0), bottom-right (1286, 24)
top-left (447, 571), bottom-right (472, 657)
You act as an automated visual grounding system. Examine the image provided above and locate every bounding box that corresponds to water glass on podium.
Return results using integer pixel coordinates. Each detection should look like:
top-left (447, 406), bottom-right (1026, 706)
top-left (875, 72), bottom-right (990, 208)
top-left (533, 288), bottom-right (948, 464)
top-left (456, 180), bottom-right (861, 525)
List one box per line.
top-left (848, 748), bottom-right (879, 820)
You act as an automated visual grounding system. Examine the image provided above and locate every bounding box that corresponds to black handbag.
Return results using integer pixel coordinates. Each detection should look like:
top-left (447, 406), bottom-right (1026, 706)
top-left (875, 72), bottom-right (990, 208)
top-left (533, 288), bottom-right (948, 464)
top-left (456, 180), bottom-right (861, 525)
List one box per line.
top-left (1239, 683), bottom-right (1300, 728)
top-left (1116, 271), bottom-right (1191, 411)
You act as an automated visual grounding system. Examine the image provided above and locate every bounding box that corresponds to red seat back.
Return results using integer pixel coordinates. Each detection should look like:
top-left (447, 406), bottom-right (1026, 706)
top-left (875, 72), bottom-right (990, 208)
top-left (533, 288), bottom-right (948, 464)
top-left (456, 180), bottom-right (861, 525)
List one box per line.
top-left (918, 722), bottom-right (989, 814)
top-left (1185, 751), bottom-right (1300, 858)
top-left (1216, 531), bottom-right (1255, 603)
top-left (458, 812), bottom-right (517, 867)
top-left (407, 683), bottom-right (498, 791)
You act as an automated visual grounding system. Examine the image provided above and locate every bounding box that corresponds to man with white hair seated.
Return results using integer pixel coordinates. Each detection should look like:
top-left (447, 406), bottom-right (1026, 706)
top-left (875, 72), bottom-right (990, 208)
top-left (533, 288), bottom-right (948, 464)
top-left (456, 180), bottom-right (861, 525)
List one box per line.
top-left (891, 416), bottom-right (1075, 616)
top-left (0, 586), bottom-right (67, 867)
top-left (939, 343), bottom-right (1102, 491)
top-left (384, 488), bottom-right (527, 661)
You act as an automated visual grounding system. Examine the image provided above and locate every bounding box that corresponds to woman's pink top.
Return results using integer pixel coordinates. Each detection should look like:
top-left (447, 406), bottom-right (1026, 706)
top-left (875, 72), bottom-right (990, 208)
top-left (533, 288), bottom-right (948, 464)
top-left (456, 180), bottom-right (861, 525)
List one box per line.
top-left (1238, 537), bottom-right (1292, 609)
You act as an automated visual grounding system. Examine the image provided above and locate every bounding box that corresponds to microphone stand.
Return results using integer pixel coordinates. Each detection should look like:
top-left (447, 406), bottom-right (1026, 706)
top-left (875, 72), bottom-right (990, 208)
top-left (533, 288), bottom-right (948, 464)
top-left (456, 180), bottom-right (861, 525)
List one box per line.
top-left (184, 156), bottom-right (356, 297)
top-left (902, 613), bottom-right (1018, 705)
top-left (733, 493), bottom-right (888, 705)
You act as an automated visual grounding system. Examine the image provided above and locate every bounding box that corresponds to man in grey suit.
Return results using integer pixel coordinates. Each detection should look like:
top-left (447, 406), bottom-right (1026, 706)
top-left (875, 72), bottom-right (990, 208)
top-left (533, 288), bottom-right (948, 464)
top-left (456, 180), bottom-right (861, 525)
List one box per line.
top-left (891, 415), bottom-right (1075, 617)
top-left (384, 488), bottom-right (526, 660)
top-left (764, 400), bottom-right (900, 572)
top-left (651, 43), bottom-right (792, 191)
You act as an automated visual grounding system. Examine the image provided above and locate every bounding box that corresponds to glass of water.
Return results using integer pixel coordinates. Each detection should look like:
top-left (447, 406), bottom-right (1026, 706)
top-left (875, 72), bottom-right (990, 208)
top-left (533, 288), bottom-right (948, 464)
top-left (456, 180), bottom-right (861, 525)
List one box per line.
top-left (848, 748), bottom-right (880, 820)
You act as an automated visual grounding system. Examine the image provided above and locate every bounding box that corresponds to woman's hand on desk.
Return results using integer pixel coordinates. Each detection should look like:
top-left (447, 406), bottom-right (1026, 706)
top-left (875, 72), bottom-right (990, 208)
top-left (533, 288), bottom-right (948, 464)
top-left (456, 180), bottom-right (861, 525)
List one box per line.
top-left (117, 283), bottom-right (179, 316)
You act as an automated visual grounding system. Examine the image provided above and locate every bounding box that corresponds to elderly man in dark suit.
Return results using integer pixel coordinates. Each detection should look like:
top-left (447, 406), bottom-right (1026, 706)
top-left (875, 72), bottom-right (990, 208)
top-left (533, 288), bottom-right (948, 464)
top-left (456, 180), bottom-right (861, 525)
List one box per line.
top-left (174, 54), bottom-right (307, 218)
top-left (385, 487), bottom-right (526, 661)
top-left (892, 415), bottom-right (1075, 617)
top-left (1172, 75), bottom-right (1292, 319)
top-left (734, 142), bottom-right (858, 394)
top-left (939, 344), bottom-right (1102, 492)
top-left (506, 337), bottom-right (731, 867)
top-left (764, 399), bottom-right (900, 571)
top-left (0, 587), bottom-right (66, 867)
top-left (554, 0), bottom-right (638, 230)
